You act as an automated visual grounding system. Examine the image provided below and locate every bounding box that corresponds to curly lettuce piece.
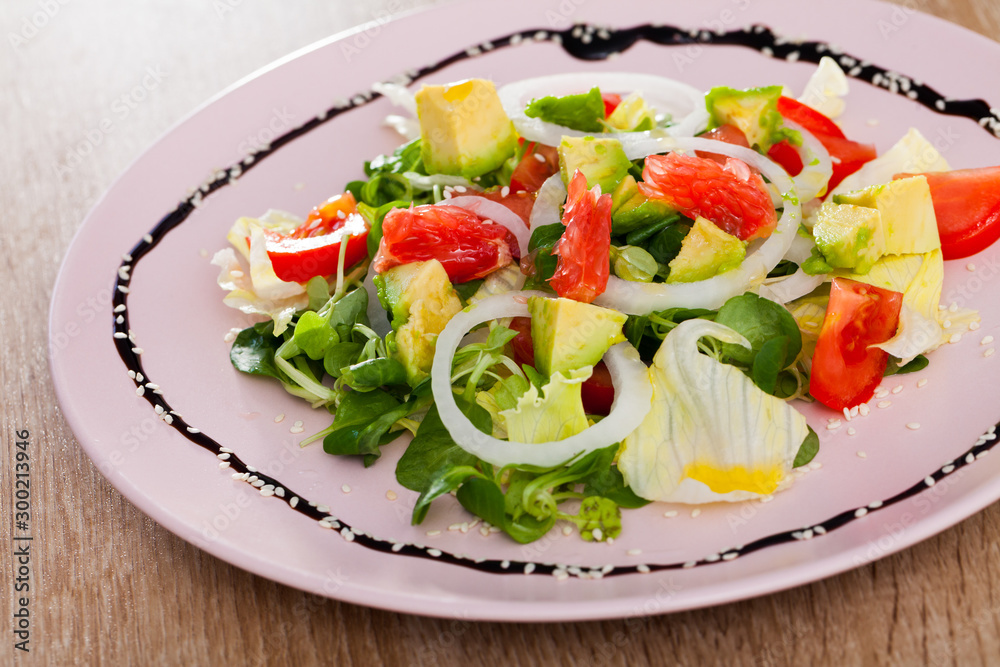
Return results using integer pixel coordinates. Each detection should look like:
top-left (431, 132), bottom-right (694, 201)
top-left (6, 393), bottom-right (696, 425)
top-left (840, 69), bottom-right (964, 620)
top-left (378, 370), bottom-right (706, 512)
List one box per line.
top-left (499, 367), bottom-right (592, 444)
top-left (226, 209), bottom-right (302, 259)
top-left (831, 128), bottom-right (950, 196)
top-left (618, 319), bottom-right (809, 503)
top-left (797, 56), bottom-right (849, 119)
top-left (211, 248), bottom-right (307, 336)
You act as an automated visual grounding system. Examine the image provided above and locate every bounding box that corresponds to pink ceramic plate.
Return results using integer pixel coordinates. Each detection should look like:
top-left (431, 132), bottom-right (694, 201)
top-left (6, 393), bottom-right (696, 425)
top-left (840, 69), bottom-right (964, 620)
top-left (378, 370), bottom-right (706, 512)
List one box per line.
top-left (50, 0), bottom-right (1000, 621)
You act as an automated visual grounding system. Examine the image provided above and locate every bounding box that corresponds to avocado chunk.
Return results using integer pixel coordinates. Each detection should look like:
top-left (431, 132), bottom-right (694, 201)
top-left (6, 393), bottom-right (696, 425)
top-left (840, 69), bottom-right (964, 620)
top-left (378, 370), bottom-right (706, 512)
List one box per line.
top-left (557, 136), bottom-right (632, 194)
top-left (415, 79), bottom-right (518, 178)
top-left (832, 176), bottom-right (940, 255)
top-left (813, 202), bottom-right (885, 273)
top-left (376, 260), bottom-right (463, 385)
top-left (666, 216), bottom-right (746, 283)
top-left (704, 85), bottom-right (791, 152)
top-left (605, 92), bottom-right (656, 132)
top-left (611, 174), bottom-right (639, 214)
top-left (527, 296), bottom-right (627, 377)
top-left (612, 191), bottom-right (676, 236)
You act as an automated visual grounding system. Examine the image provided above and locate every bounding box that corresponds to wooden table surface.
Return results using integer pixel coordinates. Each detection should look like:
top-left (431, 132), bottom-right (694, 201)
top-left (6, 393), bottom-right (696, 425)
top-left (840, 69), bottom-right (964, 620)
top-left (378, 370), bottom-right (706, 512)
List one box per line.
top-left (4, 0), bottom-right (1000, 664)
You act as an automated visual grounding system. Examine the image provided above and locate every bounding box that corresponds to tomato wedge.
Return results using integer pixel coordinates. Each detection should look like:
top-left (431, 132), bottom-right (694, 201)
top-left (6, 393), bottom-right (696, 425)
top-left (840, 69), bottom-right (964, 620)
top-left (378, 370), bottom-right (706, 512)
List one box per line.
top-left (263, 192), bottom-right (370, 283)
top-left (895, 167), bottom-right (1000, 259)
top-left (508, 317), bottom-right (615, 415)
top-left (374, 204), bottom-right (515, 283)
top-left (601, 92), bottom-right (622, 118)
top-left (509, 141), bottom-right (559, 194)
top-left (809, 278), bottom-right (903, 411)
top-left (775, 97), bottom-right (877, 193)
top-left (548, 170), bottom-right (613, 303)
top-left (640, 152), bottom-right (777, 241)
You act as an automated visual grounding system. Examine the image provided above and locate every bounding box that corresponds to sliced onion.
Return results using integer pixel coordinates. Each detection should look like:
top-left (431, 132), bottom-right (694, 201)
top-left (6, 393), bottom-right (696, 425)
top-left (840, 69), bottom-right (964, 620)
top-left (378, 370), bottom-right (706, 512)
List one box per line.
top-left (782, 119), bottom-right (833, 203)
top-left (497, 72), bottom-right (707, 146)
top-left (529, 174), bottom-right (566, 233)
top-left (438, 196), bottom-right (530, 255)
top-left (757, 270), bottom-right (827, 304)
top-left (430, 292), bottom-right (653, 468)
top-left (363, 260), bottom-right (391, 338)
top-left (592, 136), bottom-right (802, 314)
top-left (405, 172), bottom-right (479, 191)
top-left (784, 228), bottom-right (817, 264)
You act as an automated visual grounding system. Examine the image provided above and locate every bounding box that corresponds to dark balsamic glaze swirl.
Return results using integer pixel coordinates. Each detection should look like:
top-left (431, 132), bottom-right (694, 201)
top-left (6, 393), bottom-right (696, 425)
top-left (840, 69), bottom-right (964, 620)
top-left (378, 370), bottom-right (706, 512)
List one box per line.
top-left (110, 23), bottom-right (1000, 579)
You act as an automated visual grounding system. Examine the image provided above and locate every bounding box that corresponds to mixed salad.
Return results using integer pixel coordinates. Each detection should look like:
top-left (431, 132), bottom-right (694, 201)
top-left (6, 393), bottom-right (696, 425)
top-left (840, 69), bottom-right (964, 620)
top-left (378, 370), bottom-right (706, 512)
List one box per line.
top-left (213, 58), bottom-right (999, 544)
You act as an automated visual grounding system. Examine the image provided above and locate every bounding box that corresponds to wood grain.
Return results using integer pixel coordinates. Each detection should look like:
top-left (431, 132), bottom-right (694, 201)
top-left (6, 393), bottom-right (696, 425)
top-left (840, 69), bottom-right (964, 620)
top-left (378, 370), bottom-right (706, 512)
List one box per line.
top-left (3, 0), bottom-right (1000, 665)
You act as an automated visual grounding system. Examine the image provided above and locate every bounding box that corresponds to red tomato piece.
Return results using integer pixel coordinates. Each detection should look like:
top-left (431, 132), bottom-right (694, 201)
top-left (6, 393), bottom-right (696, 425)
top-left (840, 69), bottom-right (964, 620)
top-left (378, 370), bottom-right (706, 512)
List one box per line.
top-left (776, 96), bottom-right (846, 139)
top-left (508, 317), bottom-right (615, 415)
top-left (601, 92), bottom-right (622, 118)
top-left (548, 170), bottom-right (613, 303)
top-left (809, 278), bottom-right (903, 411)
top-left (894, 168), bottom-right (1000, 260)
top-left (374, 205), bottom-right (515, 283)
top-left (509, 142), bottom-right (560, 194)
top-left (639, 152), bottom-right (777, 241)
top-left (263, 192), bottom-right (370, 283)
top-left (766, 139), bottom-right (804, 177)
top-left (775, 97), bottom-right (876, 193)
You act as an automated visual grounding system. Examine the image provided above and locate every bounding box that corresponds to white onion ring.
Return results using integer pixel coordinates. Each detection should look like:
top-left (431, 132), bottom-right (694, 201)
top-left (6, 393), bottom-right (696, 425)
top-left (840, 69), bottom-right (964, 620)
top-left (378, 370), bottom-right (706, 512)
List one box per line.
top-left (430, 291), bottom-right (653, 468)
top-left (590, 136), bottom-right (802, 314)
top-left (497, 72), bottom-right (707, 146)
top-left (528, 174), bottom-right (566, 233)
top-left (782, 119), bottom-right (833, 203)
top-left (437, 196), bottom-right (530, 255)
top-left (757, 270), bottom-right (827, 304)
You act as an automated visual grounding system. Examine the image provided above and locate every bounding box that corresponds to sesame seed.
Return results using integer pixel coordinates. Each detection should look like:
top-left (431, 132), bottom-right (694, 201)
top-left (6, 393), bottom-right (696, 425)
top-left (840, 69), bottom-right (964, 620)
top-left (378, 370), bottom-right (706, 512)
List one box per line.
top-left (553, 569), bottom-right (569, 581)
top-left (317, 505), bottom-right (329, 513)
top-left (691, 508), bottom-right (702, 518)
top-left (386, 490), bottom-right (397, 501)
top-left (859, 404), bottom-right (870, 416)
top-left (970, 321), bottom-right (981, 331)
top-left (982, 335), bottom-right (994, 345)
top-left (143, 234), bottom-right (153, 244)
top-left (247, 466), bottom-right (257, 472)
top-left (427, 548), bottom-right (442, 558)
top-left (260, 488), bottom-right (274, 497)
top-left (562, 525), bottom-right (573, 536)
top-left (842, 407), bottom-right (851, 421)
top-left (869, 500), bottom-right (883, 509)
top-left (448, 523), bottom-right (462, 532)
top-left (637, 564), bottom-right (651, 574)
top-left (705, 553), bottom-right (721, 562)
top-left (967, 263), bottom-right (977, 271)
top-left (917, 379), bottom-right (928, 388)
top-left (426, 530), bottom-right (441, 536)
top-left (275, 488), bottom-right (285, 498)
top-left (251, 479), bottom-right (265, 488)
top-left (626, 549), bottom-right (643, 556)
top-left (814, 525), bottom-right (827, 535)
top-left (943, 319), bottom-right (953, 329)
top-left (925, 476), bottom-right (936, 487)
top-left (341, 484), bottom-right (351, 494)
top-left (116, 315), bottom-right (124, 324)
top-left (847, 427), bottom-right (857, 436)
top-left (878, 400), bottom-right (892, 409)
top-left (341, 528), bottom-right (355, 542)
top-left (219, 461), bottom-right (230, 469)
top-left (891, 385), bottom-right (903, 394)
top-left (135, 386), bottom-right (145, 397)
top-left (949, 302), bottom-right (958, 312)
top-left (274, 413), bottom-right (285, 423)
top-left (850, 405), bottom-right (859, 418)
top-left (683, 561), bottom-right (697, 569)
top-left (874, 388), bottom-right (889, 399)
top-left (985, 348), bottom-right (995, 358)
top-left (857, 451), bottom-right (867, 459)
top-left (942, 464), bottom-right (955, 474)
top-left (906, 422), bottom-right (921, 430)
top-left (293, 420), bottom-right (303, 428)
top-left (186, 427), bottom-right (200, 434)
top-left (131, 347), bottom-right (143, 355)
top-left (500, 186), bottom-right (510, 197)
top-left (524, 563), bottom-right (535, 574)
top-left (663, 510), bottom-right (678, 518)
top-left (454, 185), bottom-right (467, 193)
top-left (592, 528), bottom-right (604, 541)
top-left (114, 332), bottom-right (128, 339)
top-left (217, 453), bottom-right (230, 460)
top-left (392, 543), bottom-right (405, 552)
top-left (949, 333), bottom-right (962, 344)
top-left (289, 425), bottom-right (304, 434)
top-left (501, 560), bottom-right (510, 569)
top-left (117, 284), bottom-right (130, 294)
top-left (826, 421), bottom-right (841, 431)
top-left (289, 496), bottom-right (299, 508)
top-left (855, 508), bottom-right (868, 518)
